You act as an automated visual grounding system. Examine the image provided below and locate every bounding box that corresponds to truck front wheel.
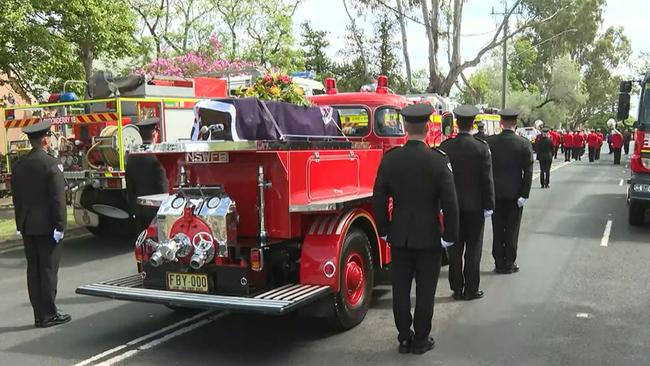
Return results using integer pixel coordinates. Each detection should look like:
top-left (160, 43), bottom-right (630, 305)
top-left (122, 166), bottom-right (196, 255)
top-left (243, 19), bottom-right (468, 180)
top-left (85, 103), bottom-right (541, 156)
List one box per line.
top-left (629, 201), bottom-right (646, 226)
top-left (332, 228), bottom-right (374, 330)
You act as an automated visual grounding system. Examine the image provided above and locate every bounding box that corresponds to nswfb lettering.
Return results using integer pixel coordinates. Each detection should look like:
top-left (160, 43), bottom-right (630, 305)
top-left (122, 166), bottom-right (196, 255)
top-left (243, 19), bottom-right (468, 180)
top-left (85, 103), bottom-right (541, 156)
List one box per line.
top-left (186, 152), bottom-right (229, 163)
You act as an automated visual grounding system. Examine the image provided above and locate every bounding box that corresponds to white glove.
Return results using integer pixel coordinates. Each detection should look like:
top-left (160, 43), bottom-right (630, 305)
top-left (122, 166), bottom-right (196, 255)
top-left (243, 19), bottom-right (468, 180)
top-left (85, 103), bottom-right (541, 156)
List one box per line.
top-left (441, 239), bottom-right (454, 248)
top-left (53, 229), bottom-right (64, 243)
top-left (517, 197), bottom-right (528, 208)
top-left (16, 230), bottom-right (21, 236)
top-left (483, 209), bottom-right (494, 218)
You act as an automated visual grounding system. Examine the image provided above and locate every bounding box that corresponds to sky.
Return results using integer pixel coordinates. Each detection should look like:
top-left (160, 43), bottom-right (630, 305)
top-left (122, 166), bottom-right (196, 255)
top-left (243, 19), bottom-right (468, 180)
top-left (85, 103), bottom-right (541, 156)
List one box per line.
top-left (292, 0), bottom-right (650, 76)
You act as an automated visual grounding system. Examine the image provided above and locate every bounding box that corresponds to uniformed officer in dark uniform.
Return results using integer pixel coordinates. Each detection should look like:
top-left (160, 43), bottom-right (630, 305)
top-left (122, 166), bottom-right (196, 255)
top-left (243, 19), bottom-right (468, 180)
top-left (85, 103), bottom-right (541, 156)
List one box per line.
top-left (537, 128), bottom-right (553, 188)
top-left (474, 121), bottom-right (487, 140)
top-left (126, 118), bottom-right (169, 234)
top-left (373, 103), bottom-right (459, 355)
top-left (11, 121), bottom-right (71, 328)
top-left (440, 105), bottom-right (495, 301)
top-left (486, 108), bottom-right (533, 274)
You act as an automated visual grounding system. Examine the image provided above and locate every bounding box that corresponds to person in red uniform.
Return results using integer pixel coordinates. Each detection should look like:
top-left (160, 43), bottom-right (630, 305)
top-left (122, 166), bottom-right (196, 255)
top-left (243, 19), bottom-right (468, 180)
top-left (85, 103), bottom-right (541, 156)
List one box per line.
top-left (595, 129), bottom-right (604, 160)
top-left (587, 130), bottom-right (600, 162)
top-left (550, 129), bottom-right (560, 159)
top-left (611, 128), bottom-right (624, 165)
top-left (572, 130), bottom-right (584, 161)
top-left (563, 130), bottom-right (573, 162)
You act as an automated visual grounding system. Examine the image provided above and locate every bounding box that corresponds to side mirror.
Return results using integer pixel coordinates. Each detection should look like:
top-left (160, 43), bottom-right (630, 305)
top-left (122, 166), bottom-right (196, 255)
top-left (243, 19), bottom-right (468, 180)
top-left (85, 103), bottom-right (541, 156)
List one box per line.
top-left (617, 92), bottom-right (630, 121)
top-left (442, 114), bottom-right (453, 136)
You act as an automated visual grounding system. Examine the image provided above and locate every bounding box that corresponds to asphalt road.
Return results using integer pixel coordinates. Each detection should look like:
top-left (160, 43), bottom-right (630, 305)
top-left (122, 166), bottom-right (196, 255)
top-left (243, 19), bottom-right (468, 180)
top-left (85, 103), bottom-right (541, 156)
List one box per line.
top-left (1, 148), bottom-right (648, 366)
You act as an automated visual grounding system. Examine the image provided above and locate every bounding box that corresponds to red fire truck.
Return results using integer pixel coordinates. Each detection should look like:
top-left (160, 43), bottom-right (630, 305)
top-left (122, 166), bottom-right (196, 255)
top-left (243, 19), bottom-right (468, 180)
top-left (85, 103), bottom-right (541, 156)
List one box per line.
top-left (76, 76), bottom-right (421, 329)
top-left (1, 74), bottom-right (227, 236)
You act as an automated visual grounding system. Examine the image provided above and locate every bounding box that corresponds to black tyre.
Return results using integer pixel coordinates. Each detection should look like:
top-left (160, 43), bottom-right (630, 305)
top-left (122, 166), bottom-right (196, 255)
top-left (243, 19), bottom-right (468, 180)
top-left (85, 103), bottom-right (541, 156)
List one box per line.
top-left (332, 228), bottom-right (374, 330)
top-left (85, 215), bottom-right (134, 238)
top-left (629, 202), bottom-right (646, 226)
top-left (80, 187), bottom-right (135, 238)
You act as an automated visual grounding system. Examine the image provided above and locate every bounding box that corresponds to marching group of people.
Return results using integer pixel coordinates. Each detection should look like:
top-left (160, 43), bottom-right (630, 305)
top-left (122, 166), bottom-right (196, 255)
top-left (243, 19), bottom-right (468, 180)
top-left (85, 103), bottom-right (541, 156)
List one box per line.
top-left (373, 104), bottom-right (533, 355)
top-left (539, 127), bottom-right (631, 165)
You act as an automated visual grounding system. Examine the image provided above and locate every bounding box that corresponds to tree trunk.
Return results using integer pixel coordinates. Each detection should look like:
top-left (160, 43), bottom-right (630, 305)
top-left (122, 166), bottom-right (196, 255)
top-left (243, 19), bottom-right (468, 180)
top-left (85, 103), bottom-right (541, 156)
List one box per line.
top-left (230, 26), bottom-right (237, 59)
top-left (396, 0), bottom-right (412, 92)
top-left (81, 42), bottom-right (94, 99)
top-left (420, 0), bottom-right (441, 92)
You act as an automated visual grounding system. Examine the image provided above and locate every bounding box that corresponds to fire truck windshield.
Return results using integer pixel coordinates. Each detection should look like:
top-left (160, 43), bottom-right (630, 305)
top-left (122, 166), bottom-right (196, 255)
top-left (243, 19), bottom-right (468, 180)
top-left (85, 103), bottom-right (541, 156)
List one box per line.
top-left (336, 107), bottom-right (370, 137)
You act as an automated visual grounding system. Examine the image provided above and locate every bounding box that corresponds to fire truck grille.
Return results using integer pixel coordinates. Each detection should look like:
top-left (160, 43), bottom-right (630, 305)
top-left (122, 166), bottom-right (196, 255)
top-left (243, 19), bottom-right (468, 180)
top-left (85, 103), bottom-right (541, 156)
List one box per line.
top-left (76, 275), bottom-right (331, 314)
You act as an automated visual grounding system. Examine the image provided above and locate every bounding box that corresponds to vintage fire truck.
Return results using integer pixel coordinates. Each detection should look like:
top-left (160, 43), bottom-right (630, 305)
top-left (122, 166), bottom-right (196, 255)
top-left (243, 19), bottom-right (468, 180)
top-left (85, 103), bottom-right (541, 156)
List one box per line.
top-left (76, 76), bottom-right (419, 329)
top-left (1, 73), bottom-right (227, 236)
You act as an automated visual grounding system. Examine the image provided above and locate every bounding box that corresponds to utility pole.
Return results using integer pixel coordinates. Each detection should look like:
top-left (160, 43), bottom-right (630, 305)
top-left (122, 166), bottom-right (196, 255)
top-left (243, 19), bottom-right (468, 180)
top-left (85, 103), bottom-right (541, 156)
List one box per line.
top-left (492, 1), bottom-right (522, 109)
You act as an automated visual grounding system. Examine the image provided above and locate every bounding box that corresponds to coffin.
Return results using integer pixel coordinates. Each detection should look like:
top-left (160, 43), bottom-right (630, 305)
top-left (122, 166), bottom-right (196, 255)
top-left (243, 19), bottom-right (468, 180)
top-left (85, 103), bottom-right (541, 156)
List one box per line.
top-left (191, 98), bottom-right (342, 141)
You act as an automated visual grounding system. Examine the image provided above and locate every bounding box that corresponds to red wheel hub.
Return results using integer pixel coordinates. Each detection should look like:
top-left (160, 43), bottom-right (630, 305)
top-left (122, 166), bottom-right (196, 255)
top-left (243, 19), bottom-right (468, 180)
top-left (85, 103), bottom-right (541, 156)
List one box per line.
top-left (344, 252), bottom-right (366, 307)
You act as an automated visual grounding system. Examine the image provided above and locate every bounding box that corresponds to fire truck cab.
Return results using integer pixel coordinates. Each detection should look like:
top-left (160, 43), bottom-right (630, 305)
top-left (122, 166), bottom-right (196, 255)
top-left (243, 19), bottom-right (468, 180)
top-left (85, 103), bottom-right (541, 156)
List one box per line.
top-left (76, 77), bottom-right (414, 329)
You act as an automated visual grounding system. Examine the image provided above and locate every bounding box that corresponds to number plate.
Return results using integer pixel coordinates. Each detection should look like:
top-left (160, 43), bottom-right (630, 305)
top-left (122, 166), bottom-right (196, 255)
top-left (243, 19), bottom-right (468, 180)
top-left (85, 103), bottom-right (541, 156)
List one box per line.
top-left (166, 272), bottom-right (209, 293)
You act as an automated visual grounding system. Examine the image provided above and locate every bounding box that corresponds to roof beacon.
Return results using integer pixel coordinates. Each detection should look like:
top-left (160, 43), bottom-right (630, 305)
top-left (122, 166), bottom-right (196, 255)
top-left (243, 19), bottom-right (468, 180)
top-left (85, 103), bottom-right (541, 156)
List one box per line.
top-left (376, 75), bottom-right (388, 94)
top-left (325, 78), bottom-right (338, 95)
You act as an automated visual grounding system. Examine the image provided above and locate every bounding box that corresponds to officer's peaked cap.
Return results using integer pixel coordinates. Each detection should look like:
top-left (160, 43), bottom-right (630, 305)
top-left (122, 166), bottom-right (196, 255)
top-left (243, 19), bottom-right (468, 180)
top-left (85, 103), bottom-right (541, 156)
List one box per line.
top-left (22, 120), bottom-right (52, 138)
top-left (453, 105), bottom-right (480, 119)
top-left (499, 107), bottom-right (520, 119)
top-left (401, 103), bottom-right (433, 124)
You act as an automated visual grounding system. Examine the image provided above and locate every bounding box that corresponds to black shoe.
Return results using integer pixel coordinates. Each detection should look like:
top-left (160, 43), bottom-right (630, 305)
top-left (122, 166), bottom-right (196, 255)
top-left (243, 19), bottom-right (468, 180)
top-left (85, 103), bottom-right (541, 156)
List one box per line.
top-left (452, 291), bottom-right (464, 301)
top-left (507, 264), bottom-right (520, 274)
top-left (39, 313), bottom-right (71, 328)
top-left (495, 267), bottom-right (509, 274)
top-left (398, 336), bottom-right (413, 354)
top-left (464, 290), bottom-right (485, 300)
top-left (412, 337), bottom-right (435, 355)
top-left (34, 319), bottom-right (42, 328)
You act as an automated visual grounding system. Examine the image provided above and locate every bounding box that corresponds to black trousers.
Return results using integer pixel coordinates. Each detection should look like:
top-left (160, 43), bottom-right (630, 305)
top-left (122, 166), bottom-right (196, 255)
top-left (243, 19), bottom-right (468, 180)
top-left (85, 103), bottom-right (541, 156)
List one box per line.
top-left (552, 146), bottom-right (559, 159)
top-left (614, 148), bottom-right (622, 165)
top-left (391, 246), bottom-right (441, 343)
top-left (609, 143), bottom-right (613, 154)
top-left (23, 235), bottom-right (62, 321)
top-left (595, 146), bottom-right (601, 160)
top-left (572, 147), bottom-right (581, 160)
top-left (492, 199), bottom-right (523, 270)
top-left (564, 146), bottom-right (571, 161)
top-left (624, 142), bottom-right (630, 155)
top-left (588, 147), bottom-right (596, 162)
top-left (448, 211), bottom-right (484, 294)
top-left (539, 159), bottom-right (551, 187)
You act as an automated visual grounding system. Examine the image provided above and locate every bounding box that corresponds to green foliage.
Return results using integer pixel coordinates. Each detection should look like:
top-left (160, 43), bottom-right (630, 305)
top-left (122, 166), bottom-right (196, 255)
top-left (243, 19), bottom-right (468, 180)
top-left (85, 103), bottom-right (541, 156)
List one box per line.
top-left (300, 22), bottom-right (332, 77)
top-left (372, 16), bottom-right (406, 93)
top-left (0, 0), bottom-right (137, 99)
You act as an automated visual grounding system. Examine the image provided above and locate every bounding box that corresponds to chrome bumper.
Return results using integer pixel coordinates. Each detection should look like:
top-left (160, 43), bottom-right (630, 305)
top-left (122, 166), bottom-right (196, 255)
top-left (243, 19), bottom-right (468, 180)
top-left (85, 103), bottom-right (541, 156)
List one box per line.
top-left (76, 274), bottom-right (331, 315)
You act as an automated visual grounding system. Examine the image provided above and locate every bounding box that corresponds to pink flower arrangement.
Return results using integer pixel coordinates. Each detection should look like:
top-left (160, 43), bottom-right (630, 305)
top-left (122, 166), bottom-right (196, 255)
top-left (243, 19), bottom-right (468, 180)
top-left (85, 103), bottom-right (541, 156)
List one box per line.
top-left (138, 34), bottom-right (256, 79)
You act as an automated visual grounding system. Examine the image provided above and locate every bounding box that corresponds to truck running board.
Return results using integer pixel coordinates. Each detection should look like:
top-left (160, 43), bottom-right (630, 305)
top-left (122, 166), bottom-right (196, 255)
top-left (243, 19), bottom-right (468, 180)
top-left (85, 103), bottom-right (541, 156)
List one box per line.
top-left (76, 274), bottom-right (332, 315)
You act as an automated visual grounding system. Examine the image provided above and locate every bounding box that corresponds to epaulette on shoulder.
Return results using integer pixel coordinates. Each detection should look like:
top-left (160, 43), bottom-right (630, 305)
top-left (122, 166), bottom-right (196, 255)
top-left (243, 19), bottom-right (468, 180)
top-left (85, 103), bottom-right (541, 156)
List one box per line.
top-left (474, 136), bottom-right (488, 144)
top-left (433, 147), bottom-right (447, 156)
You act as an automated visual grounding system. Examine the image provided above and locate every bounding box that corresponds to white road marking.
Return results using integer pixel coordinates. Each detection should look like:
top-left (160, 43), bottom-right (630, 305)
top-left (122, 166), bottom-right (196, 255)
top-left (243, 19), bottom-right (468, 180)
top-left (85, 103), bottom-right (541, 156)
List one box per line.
top-left (601, 220), bottom-right (613, 247)
top-left (0, 245), bottom-right (22, 255)
top-left (619, 179), bottom-right (624, 186)
top-left (73, 310), bottom-right (221, 366)
top-left (93, 314), bottom-right (225, 366)
top-left (576, 313), bottom-right (591, 319)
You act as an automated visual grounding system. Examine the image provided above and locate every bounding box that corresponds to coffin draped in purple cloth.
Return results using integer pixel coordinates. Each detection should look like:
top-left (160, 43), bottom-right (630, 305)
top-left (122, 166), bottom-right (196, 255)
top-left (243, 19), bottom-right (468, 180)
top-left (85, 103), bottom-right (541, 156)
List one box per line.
top-left (191, 97), bottom-right (341, 141)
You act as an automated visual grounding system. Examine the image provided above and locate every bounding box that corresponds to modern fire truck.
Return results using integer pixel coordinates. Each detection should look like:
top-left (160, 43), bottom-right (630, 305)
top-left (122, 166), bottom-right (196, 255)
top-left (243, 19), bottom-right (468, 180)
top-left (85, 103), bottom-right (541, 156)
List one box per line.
top-left (1, 73), bottom-right (227, 236)
top-left (618, 74), bottom-right (650, 226)
top-left (76, 76), bottom-right (422, 329)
